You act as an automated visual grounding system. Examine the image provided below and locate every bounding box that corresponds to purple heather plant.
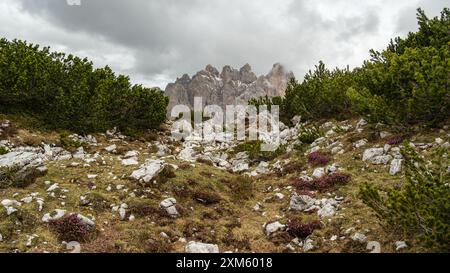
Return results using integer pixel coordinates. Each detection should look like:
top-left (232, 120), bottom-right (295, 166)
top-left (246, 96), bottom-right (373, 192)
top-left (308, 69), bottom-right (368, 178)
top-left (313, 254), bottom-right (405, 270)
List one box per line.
top-left (293, 172), bottom-right (351, 192)
top-left (307, 151), bottom-right (330, 167)
top-left (50, 214), bottom-right (92, 242)
top-left (287, 219), bottom-right (322, 238)
top-left (387, 135), bottom-right (404, 145)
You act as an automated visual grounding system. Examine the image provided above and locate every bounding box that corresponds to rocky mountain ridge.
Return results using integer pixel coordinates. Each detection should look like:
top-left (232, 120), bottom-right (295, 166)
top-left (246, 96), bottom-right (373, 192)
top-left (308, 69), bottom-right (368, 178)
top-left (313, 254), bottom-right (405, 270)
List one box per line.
top-left (165, 63), bottom-right (294, 116)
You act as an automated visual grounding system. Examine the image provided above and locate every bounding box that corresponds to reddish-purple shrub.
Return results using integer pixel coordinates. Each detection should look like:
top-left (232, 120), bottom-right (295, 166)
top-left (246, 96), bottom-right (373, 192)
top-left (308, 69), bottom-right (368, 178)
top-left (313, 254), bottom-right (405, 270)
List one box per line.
top-left (307, 151), bottom-right (330, 167)
top-left (287, 219), bottom-right (322, 238)
top-left (387, 135), bottom-right (404, 145)
top-left (293, 172), bottom-right (351, 192)
top-left (50, 214), bottom-right (92, 242)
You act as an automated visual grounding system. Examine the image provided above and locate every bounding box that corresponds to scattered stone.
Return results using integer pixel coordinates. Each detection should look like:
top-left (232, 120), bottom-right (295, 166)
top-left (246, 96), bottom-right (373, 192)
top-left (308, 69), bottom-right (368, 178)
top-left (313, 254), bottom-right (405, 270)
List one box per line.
top-left (367, 241), bottom-right (381, 253)
top-left (1, 199), bottom-right (21, 215)
top-left (156, 143), bottom-right (170, 157)
top-left (253, 203), bottom-right (263, 212)
top-left (130, 160), bottom-right (166, 183)
top-left (104, 144), bottom-right (117, 153)
top-left (160, 198), bottom-right (179, 218)
top-left (371, 155), bottom-right (393, 165)
top-left (46, 183), bottom-right (59, 192)
top-left (121, 157), bottom-right (139, 166)
top-left (351, 233), bottom-right (367, 243)
top-left (70, 134), bottom-right (97, 145)
top-left (42, 209), bottom-right (67, 222)
top-left (395, 241), bottom-right (408, 251)
top-left (353, 139), bottom-right (368, 149)
top-left (87, 174), bottom-right (98, 179)
top-left (318, 202), bottom-right (336, 218)
top-left (290, 195), bottom-right (316, 212)
top-left (0, 151), bottom-right (48, 185)
top-left (435, 138), bottom-right (444, 146)
top-left (380, 131), bottom-right (391, 139)
top-left (124, 150), bottom-right (139, 158)
top-left (362, 148), bottom-right (385, 162)
top-left (26, 234), bottom-right (38, 247)
top-left (118, 204), bottom-right (128, 220)
top-left (255, 161), bottom-right (270, 174)
top-left (292, 116), bottom-right (302, 125)
top-left (265, 221), bottom-right (286, 236)
top-left (178, 146), bottom-right (197, 162)
top-left (389, 159), bottom-right (403, 176)
top-left (20, 196), bottom-right (33, 204)
top-left (274, 193), bottom-right (285, 200)
top-left (185, 241), bottom-right (219, 253)
top-left (312, 167), bottom-right (326, 178)
top-left (356, 119), bottom-right (368, 129)
top-left (303, 239), bottom-right (314, 252)
top-left (232, 161), bottom-right (249, 173)
top-left (77, 214), bottom-right (95, 227)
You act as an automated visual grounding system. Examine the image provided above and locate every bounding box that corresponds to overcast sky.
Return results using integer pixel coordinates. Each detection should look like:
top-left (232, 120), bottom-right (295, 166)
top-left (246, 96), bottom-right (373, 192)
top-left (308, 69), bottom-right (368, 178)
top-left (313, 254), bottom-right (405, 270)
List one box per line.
top-left (0, 0), bottom-right (447, 88)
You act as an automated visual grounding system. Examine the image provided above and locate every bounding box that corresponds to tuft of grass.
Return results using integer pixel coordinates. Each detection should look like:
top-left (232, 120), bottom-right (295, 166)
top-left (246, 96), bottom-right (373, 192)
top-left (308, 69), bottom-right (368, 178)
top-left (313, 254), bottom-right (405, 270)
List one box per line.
top-left (0, 146), bottom-right (9, 155)
top-left (298, 125), bottom-right (323, 144)
top-left (192, 189), bottom-right (222, 205)
top-left (153, 165), bottom-right (176, 184)
top-left (227, 175), bottom-right (254, 201)
top-left (278, 161), bottom-right (305, 176)
top-left (234, 140), bottom-right (286, 161)
top-left (58, 132), bottom-right (84, 151)
top-left (79, 192), bottom-right (110, 211)
top-left (0, 165), bottom-right (46, 189)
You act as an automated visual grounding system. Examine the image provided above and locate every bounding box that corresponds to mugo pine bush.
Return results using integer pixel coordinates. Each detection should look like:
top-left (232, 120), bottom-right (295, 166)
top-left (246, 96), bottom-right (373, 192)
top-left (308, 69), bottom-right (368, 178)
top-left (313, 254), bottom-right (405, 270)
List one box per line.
top-left (348, 8), bottom-right (450, 126)
top-left (360, 143), bottom-right (450, 251)
top-left (0, 38), bottom-right (168, 134)
top-left (256, 8), bottom-right (449, 127)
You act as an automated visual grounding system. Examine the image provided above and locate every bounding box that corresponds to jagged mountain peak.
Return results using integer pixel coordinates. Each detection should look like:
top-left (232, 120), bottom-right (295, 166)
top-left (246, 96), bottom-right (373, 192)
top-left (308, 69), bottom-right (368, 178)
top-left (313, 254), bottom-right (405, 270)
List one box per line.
top-left (165, 63), bottom-right (294, 115)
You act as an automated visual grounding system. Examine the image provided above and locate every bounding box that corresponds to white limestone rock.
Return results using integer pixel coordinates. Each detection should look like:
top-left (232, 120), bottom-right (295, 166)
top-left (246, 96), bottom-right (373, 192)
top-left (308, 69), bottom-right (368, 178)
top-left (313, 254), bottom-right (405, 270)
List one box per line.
top-left (130, 160), bottom-right (166, 183)
top-left (389, 159), bottom-right (403, 176)
top-left (290, 195), bottom-right (316, 212)
top-left (0, 151), bottom-right (47, 184)
top-left (185, 241), bottom-right (219, 253)
top-left (42, 209), bottom-right (67, 222)
top-left (265, 221), bottom-right (286, 236)
top-left (160, 198), bottom-right (179, 218)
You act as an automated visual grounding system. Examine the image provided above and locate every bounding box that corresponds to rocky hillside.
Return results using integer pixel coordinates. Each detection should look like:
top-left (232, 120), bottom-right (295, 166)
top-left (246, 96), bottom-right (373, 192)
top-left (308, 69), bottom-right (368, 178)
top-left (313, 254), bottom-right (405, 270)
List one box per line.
top-left (1, 114), bottom-right (448, 253)
top-left (165, 63), bottom-right (294, 115)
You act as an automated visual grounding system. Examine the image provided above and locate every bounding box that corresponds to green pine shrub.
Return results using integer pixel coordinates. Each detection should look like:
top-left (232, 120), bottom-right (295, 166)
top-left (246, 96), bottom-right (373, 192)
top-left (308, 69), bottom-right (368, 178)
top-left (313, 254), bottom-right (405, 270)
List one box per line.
top-left (0, 146), bottom-right (8, 155)
top-left (0, 38), bottom-right (168, 134)
top-left (349, 45), bottom-right (449, 126)
top-left (233, 140), bottom-right (286, 161)
top-left (251, 8), bottom-right (449, 127)
top-left (360, 143), bottom-right (450, 251)
top-left (298, 124), bottom-right (323, 144)
top-left (282, 62), bottom-right (354, 121)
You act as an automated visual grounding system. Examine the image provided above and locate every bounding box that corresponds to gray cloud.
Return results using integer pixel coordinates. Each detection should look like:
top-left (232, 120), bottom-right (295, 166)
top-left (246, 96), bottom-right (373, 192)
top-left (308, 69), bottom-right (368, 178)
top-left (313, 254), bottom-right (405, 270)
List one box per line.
top-left (395, 0), bottom-right (449, 35)
top-left (1, 0), bottom-right (448, 88)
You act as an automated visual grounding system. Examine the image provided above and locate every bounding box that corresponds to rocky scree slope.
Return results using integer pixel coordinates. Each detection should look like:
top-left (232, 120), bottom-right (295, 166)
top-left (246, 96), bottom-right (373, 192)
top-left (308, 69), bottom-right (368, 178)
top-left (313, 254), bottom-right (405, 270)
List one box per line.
top-left (0, 116), bottom-right (449, 253)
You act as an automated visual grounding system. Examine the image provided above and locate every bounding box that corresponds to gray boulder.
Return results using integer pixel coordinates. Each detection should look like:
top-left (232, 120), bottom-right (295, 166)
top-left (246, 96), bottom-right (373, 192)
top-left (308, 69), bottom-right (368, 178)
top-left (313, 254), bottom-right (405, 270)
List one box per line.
top-left (0, 151), bottom-right (47, 187)
top-left (185, 241), bottom-right (219, 253)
